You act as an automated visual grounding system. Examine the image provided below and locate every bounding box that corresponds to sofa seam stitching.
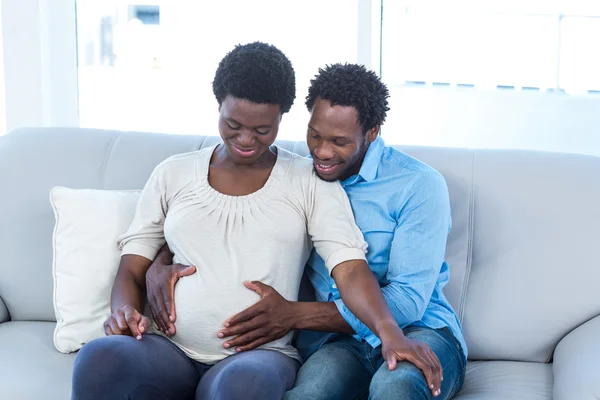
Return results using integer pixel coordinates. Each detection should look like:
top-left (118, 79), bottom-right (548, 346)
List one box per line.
top-left (50, 188), bottom-right (64, 350)
top-left (196, 136), bottom-right (208, 151)
top-left (99, 132), bottom-right (122, 189)
top-left (460, 149), bottom-right (475, 325)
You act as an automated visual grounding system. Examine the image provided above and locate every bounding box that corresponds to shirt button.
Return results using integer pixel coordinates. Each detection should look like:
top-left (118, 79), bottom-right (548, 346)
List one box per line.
top-left (332, 284), bottom-right (337, 289)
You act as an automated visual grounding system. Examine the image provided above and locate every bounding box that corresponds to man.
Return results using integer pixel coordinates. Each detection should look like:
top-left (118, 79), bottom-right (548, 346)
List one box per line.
top-left (148, 64), bottom-right (466, 399)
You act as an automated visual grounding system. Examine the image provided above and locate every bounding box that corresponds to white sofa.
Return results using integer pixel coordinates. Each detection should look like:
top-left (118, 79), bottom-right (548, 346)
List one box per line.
top-left (0, 127), bottom-right (599, 399)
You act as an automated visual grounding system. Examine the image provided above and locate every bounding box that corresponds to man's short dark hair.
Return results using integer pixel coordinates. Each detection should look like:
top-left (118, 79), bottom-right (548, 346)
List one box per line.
top-left (212, 42), bottom-right (296, 113)
top-left (306, 63), bottom-right (390, 133)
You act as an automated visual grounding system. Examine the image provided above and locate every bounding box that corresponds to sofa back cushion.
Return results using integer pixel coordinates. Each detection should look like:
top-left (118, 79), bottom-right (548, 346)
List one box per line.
top-left (1, 128), bottom-right (599, 363)
top-left (464, 150), bottom-right (600, 362)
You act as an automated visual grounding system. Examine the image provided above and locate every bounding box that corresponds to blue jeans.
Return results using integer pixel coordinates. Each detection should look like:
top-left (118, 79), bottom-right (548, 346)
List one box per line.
top-left (72, 334), bottom-right (299, 400)
top-left (285, 326), bottom-right (466, 400)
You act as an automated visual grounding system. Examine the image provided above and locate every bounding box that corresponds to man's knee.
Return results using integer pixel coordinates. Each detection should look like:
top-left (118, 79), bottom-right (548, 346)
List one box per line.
top-left (284, 382), bottom-right (323, 400)
top-left (285, 344), bottom-right (369, 400)
top-left (284, 384), bottom-right (331, 400)
top-left (369, 362), bottom-right (429, 400)
top-left (284, 356), bottom-right (331, 400)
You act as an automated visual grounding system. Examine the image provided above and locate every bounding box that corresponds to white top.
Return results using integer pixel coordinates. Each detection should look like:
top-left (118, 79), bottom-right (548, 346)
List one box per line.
top-left (118, 145), bottom-right (368, 364)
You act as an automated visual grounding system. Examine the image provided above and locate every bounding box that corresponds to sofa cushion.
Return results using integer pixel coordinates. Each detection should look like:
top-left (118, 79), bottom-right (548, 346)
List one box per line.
top-left (455, 361), bottom-right (553, 399)
top-left (553, 315), bottom-right (600, 400)
top-left (0, 321), bottom-right (553, 400)
top-left (3, 127), bottom-right (599, 365)
top-left (0, 321), bottom-right (75, 399)
top-left (50, 187), bottom-right (140, 353)
top-left (462, 151), bottom-right (600, 362)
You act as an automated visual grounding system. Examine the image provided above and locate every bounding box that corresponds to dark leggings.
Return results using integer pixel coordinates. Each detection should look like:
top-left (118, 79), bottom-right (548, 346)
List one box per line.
top-left (71, 334), bottom-right (299, 400)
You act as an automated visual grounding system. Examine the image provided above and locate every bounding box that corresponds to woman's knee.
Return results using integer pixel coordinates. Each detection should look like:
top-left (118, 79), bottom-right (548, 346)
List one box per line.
top-left (73, 334), bottom-right (199, 400)
top-left (199, 351), bottom-right (299, 400)
top-left (74, 337), bottom-right (123, 375)
top-left (72, 336), bottom-right (136, 396)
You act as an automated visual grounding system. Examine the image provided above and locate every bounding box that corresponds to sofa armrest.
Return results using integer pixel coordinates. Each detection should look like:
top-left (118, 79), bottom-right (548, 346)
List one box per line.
top-left (0, 296), bottom-right (9, 323)
top-left (553, 315), bottom-right (600, 400)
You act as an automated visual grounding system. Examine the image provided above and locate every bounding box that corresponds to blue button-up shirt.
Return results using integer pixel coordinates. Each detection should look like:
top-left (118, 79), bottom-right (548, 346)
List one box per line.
top-left (297, 136), bottom-right (468, 360)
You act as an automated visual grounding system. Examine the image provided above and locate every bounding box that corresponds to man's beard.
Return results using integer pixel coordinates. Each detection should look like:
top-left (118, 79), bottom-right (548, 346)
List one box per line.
top-left (312, 165), bottom-right (340, 182)
top-left (310, 139), bottom-right (370, 182)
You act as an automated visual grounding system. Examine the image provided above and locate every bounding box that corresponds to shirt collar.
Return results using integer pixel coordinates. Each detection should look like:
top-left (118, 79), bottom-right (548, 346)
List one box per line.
top-left (343, 135), bottom-right (385, 185)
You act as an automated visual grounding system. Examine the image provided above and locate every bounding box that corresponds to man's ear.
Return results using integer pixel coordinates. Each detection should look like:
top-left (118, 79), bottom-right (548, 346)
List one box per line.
top-left (366, 125), bottom-right (380, 143)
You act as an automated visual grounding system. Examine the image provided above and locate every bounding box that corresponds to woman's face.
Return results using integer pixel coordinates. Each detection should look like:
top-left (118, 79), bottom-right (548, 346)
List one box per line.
top-left (218, 96), bottom-right (282, 165)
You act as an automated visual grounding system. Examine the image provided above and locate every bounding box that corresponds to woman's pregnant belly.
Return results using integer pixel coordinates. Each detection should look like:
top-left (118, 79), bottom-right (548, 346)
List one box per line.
top-left (169, 272), bottom-right (270, 362)
top-left (161, 204), bottom-right (310, 363)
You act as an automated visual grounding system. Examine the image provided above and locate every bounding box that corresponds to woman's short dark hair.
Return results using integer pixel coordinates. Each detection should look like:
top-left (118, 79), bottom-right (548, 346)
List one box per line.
top-left (306, 63), bottom-right (390, 133)
top-left (212, 42), bottom-right (296, 114)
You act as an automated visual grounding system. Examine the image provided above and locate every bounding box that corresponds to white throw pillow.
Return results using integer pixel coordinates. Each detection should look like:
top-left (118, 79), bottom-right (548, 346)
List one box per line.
top-left (50, 186), bottom-right (140, 353)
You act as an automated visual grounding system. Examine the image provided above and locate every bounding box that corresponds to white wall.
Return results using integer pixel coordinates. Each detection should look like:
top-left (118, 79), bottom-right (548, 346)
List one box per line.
top-left (385, 86), bottom-right (600, 157)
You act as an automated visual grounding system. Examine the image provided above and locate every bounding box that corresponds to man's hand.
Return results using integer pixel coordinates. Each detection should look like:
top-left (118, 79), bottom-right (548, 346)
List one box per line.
top-left (218, 281), bottom-right (296, 352)
top-left (380, 323), bottom-right (443, 397)
top-left (146, 249), bottom-right (196, 336)
top-left (104, 305), bottom-right (151, 340)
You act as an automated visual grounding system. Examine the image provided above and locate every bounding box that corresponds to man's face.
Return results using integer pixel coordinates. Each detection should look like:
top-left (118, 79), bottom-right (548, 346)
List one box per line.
top-left (307, 97), bottom-right (378, 182)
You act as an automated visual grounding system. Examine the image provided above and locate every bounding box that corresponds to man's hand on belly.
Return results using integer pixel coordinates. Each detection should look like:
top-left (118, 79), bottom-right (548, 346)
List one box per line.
top-left (146, 244), bottom-right (197, 336)
top-left (218, 281), bottom-right (296, 352)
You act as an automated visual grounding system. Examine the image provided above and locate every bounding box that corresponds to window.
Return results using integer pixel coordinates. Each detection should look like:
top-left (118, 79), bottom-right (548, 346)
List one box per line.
top-left (560, 15), bottom-right (600, 93)
top-left (382, 0), bottom-right (600, 93)
top-left (6, 0), bottom-right (599, 157)
top-left (75, 0), bottom-right (359, 140)
top-left (380, 0), bottom-right (600, 156)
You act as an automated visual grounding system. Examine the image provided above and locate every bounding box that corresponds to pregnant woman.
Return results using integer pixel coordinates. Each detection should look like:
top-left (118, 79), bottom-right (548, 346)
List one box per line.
top-left (71, 42), bottom-right (441, 400)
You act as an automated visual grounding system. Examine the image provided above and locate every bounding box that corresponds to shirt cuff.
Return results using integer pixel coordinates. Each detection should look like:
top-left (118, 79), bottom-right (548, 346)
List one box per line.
top-left (120, 241), bottom-right (159, 261)
top-left (325, 247), bottom-right (367, 275)
top-left (334, 298), bottom-right (382, 348)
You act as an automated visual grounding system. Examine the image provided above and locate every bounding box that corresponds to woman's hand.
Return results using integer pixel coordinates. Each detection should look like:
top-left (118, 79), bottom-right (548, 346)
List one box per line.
top-left (103, 305), bottom-right (151, 340)
top-left (380, 323), bottom-right (443, 397)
